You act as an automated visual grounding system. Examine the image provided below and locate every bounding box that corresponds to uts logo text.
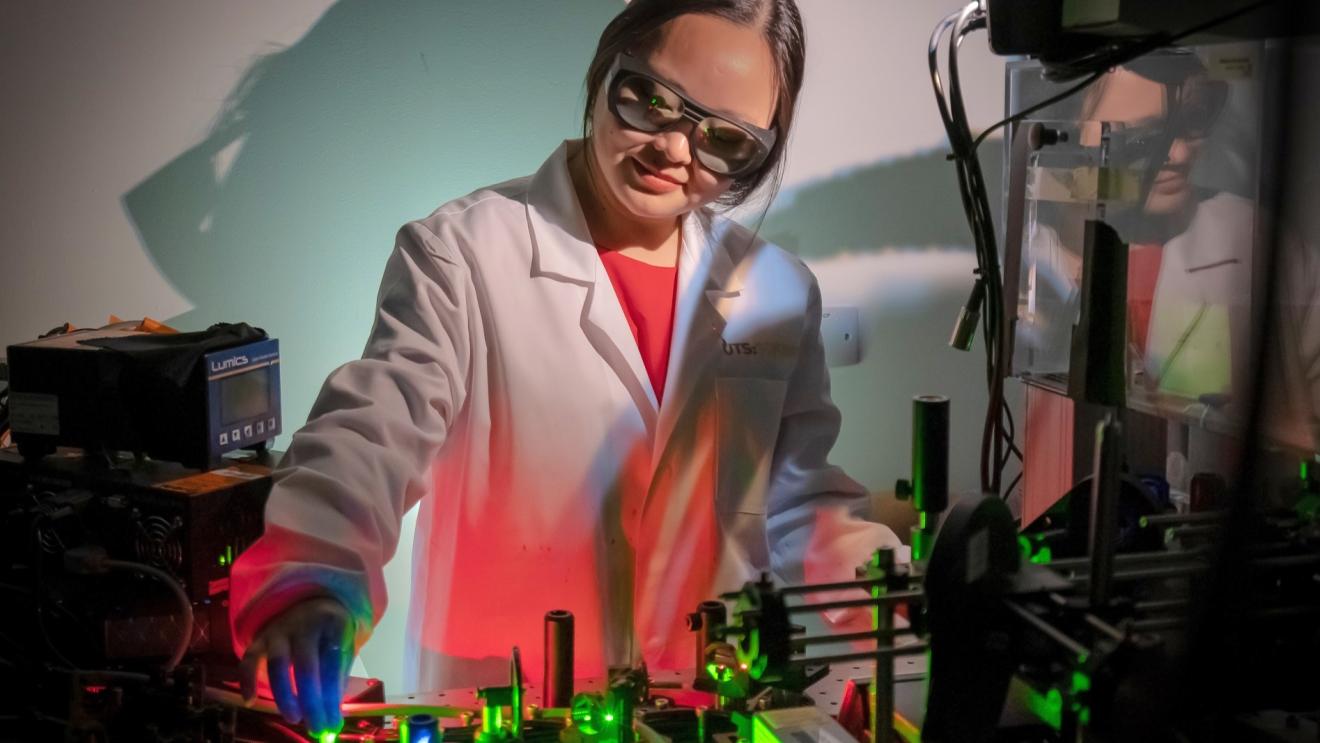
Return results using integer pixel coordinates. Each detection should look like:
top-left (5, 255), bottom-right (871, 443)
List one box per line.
top-left (722, 341), bottom-right (758, 356)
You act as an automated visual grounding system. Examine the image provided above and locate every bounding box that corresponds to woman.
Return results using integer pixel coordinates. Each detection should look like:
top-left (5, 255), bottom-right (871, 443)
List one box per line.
top-left (232, 0), bottom-right (896, 735)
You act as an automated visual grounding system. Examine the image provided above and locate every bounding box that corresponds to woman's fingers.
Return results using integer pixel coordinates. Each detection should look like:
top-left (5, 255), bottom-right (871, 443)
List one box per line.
top-left (293, 630), bottom-right (328, 735)
top-left (238, 598), bottom-right (353, 734)
top-left (318, 614), bottom-right (353, 734)
top-left (239, 636), bottom-right (266, 704)
top-left (265, 635), bottom-right (303, 725)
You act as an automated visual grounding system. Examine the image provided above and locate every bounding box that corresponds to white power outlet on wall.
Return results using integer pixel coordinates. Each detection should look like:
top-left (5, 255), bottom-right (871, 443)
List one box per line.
top-left (821, 306), bottom-right (861, 367)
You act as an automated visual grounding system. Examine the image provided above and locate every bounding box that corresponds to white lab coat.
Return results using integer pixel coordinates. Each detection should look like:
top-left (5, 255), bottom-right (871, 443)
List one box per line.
top-left (230, 141), bottom-right (897, 692)
top-left (1143, 192), bottom-right (1255, 403)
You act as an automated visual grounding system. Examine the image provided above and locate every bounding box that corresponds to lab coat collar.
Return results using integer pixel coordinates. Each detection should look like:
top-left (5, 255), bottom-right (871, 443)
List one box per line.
top-left (524, 141), bottom-right (660, 429)
top-left (1173, 193), bottom-right (1249, 274)
top-left (526, 141), bottom-right (598, 286)
top-left (523, 140), bottom-right (740, 291)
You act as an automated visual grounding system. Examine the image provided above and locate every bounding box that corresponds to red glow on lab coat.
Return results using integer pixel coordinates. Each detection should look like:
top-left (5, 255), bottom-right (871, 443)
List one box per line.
top-left (411, 399), bottom-right (722, 686)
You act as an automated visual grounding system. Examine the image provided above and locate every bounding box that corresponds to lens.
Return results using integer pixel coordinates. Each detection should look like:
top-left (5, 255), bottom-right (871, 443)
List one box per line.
top-left (613, 74), bottom-right (684, 132)
top-left (695, 119), bottom-right (760, 175)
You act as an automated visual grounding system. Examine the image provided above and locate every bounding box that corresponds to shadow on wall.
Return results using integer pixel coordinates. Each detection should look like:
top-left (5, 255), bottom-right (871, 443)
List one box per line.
top-left (758, 143), bottom-right (1013, 495)
top-left (122, 0), bottom-right (620, 447)
top-left (807, 248), bottom-right (1022, 497)
top-left (762, 144), bottom-right (1005, 258)
top-left (119, 0), bottom-right (620, 695)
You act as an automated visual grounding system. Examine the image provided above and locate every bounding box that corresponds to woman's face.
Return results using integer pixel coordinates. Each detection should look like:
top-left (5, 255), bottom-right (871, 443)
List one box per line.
top-left (1082, 68), bottom-right (1211, 216)
top-left (586, 14), bottom-right (778, 224)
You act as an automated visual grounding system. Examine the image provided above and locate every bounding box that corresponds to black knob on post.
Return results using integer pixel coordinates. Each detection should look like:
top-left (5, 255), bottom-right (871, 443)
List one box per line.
top-left (543, 610), bottom-right (574, 709)
top-left (912, 395), bottom-right (950, 515)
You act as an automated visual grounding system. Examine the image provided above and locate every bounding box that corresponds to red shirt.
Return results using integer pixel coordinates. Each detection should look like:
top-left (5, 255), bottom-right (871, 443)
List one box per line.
top-left (596, 249), bottom-right (679, 403)
top-left (1127, 242), bottom-right (1164, 354)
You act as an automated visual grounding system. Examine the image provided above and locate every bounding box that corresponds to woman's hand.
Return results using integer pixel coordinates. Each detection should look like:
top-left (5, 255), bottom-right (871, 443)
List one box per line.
top-left (240, 597), bottom-right (356, 737)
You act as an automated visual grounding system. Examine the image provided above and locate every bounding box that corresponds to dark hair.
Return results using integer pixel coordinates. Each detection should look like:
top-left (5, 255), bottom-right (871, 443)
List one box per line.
top-left (581, 0), bottom-right (806, 209)
top-left (1076, 53), bottom-right (1226, 126)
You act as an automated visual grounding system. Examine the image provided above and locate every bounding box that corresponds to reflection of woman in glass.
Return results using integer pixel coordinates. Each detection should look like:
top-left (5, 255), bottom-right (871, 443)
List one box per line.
top-left (1089, 61), bottom-right (1243, 404)
top-left (1023, 55), bottom-right (1248, 407)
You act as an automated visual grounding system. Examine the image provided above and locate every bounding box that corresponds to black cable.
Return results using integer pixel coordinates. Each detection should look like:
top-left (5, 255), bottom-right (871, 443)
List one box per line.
top-left (1004, 470), bottom-right (1024, 501)
top-left (103, 557), bottom-right (194, 673)
top-left (933, 2), bottom-right (1043, 496)
top-left (927, 11), bottom-right (961, 144)
top-left (950, 4), bottom-right (1009, 494)
top-left (971, 70), bottom-right (1105, 154)
top-left (1000, 394), bottom-right (1022, 461)
top-left (933, 4), bottom-right (993, 492)
top-left (30, 515), bottom-right (82, 673)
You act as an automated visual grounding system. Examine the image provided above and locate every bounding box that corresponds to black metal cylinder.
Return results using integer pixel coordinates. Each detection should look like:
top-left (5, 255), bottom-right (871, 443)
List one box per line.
top-left (912, 396), bottom-right (950, 514)
top-left (543, 609), bottom-right (574, 708)
top-left (404, 713), bottom-right (441, 743)
top-left (697, 600), bottom-right (725, 656)
top-left (1089, 416), bottom-right (1124, 609)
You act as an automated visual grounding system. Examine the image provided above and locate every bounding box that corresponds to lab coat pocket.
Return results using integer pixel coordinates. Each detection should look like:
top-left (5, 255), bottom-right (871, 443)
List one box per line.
top-left (714, 377), bottom-right (788, 512)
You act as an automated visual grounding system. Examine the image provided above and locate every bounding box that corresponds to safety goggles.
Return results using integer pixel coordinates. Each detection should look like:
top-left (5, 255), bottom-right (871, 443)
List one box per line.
top-left (605, 53), bottom-right (777, 178)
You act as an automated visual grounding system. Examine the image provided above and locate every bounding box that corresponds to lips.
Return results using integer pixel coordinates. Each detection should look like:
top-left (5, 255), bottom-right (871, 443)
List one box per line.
top-left (1153, 170), bottom-right (1187, 190)
top-left (632, 158), bottom-right (684, 186)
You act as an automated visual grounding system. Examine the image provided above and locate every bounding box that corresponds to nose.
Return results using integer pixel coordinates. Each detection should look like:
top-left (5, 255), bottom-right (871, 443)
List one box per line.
top-left (651, 120), bottom-right (695, 166)
top-left (1166, 136), bottom-right (1197, 167)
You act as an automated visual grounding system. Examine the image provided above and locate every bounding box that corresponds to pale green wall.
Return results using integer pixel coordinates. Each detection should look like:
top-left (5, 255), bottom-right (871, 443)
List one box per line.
top-left (122, 0), bottom-right (623, 454)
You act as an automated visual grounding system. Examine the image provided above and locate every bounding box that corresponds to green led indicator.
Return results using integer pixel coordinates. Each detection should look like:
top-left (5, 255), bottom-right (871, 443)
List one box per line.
top-left (319, 732), bottom-right (338, 743)
top-left (604, 714), bottom-right (615, 722)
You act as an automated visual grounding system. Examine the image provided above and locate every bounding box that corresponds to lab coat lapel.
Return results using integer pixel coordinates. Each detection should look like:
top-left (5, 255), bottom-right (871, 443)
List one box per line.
top-left (652, 211), bottom-right (742, 464)
top-left (525, 143), bottom-right (659, 433)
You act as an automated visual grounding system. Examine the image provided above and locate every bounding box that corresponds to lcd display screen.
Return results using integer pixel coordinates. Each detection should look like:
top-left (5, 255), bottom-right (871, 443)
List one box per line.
top-left (220, 370), bottom-right (269, 425)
